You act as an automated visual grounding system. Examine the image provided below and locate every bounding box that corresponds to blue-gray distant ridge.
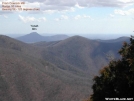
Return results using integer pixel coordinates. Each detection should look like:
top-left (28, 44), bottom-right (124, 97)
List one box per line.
top-left (16, 32), bottom-right (69, 43)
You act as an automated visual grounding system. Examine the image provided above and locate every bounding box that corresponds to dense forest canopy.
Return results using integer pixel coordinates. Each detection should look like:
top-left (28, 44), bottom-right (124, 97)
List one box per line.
top-left (87, 36), bottom-right (134, 101)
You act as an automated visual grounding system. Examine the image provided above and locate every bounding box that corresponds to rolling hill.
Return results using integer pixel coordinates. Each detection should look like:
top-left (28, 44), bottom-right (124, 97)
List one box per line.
top-left (0, 35), bottom-right (129, 101)
top-left (16, 32), bottom-right (69, 43)
top-left (0, 35), bottom-right (92, 101)
top-left (34, 35), bottom-right (125, 75)
top-left (96, 36), bottom-right (129, 43)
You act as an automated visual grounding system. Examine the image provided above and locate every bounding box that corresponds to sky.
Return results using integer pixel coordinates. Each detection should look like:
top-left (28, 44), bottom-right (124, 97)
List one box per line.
top-left (0, 0), bottom-right (134, 37)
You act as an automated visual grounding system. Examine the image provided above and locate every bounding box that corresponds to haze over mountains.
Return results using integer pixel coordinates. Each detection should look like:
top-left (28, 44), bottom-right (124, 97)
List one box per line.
top-left (35, 35), bottom-right (127, 74)
top-left (0, 33), bottom-right (130, 101)
top-left (16, 32), bottom-right (129, 43)
top-left (16, 32), bottom-right (69, 43)
top-left (96, 36), bottom-right (130, 43)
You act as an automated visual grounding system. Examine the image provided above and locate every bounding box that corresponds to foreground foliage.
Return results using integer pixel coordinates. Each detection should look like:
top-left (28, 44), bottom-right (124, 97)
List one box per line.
top-left (89, 36), bottom-right (134, 101)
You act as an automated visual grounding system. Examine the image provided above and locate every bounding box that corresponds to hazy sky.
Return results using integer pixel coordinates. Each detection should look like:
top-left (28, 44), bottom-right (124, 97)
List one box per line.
top-left (0, 0), bottom-right (134, 36)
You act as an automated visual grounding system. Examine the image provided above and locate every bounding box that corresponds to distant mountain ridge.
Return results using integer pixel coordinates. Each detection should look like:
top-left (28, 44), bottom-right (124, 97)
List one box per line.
top-left (33, 35), bottom-right (125, 75)
top-left (0, 34), bottom-right (130, 101)
top-left (16, 32), bottom-right (69, 43)
top-left (0, 35), bottom-right (91, 101)
top-left (95, 36), bottom-right (130, 43)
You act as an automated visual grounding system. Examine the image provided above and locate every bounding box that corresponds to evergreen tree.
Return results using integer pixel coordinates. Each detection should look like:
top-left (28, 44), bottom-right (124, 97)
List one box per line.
top-left (89, 36), bottom-right (134, 101)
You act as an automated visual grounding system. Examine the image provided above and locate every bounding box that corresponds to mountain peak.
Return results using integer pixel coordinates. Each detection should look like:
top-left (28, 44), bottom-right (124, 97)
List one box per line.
top-left (27, 32), bottom-right (41, 36)
top-left (16, 32), bottom-right (44, 43)
top-left (51, 35), bottom-right (94, 48)
top-left (69, 35), bottom-right (87, 40)
top-left (16, 33), bottom-right (69, 43)
top-left (62, 35), bottom-right (92, 43)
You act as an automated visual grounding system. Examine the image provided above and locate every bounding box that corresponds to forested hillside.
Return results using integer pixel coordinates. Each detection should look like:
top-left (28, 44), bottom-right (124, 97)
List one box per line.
top-left (0, 35), bottom-right (128, 101)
